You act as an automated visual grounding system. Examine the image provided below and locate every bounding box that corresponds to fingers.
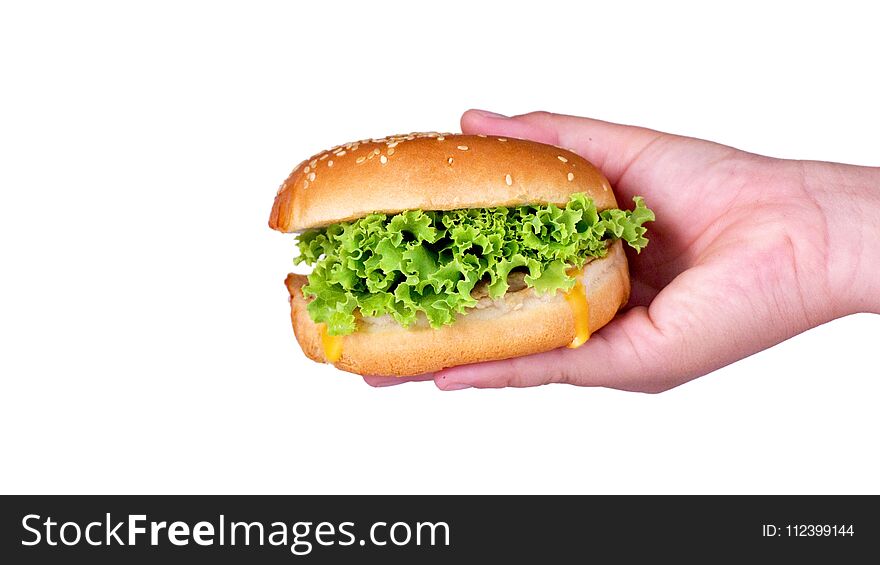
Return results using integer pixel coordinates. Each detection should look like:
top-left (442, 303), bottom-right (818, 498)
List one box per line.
top-left (362, 374), bottom-right (434, 387)
top-left (460, 109), bottom-right (670, 187)
top-left (460, 109), bottom-right (562, 146)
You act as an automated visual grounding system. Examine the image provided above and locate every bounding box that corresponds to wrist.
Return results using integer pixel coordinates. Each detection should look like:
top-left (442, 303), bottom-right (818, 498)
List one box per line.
top-left (804, 160), bottom-right (880, 315)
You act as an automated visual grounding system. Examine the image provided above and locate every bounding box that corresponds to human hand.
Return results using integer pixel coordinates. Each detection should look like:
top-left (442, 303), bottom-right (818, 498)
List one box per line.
top-left (364, 110), bottom-right (880, 392)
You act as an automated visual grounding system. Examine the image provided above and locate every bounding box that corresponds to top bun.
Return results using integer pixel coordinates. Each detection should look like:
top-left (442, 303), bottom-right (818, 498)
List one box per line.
top-left (269, 132), bottom-right (618, 232)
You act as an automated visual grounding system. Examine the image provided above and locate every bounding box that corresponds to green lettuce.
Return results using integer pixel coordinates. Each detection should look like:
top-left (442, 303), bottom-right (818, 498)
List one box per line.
top-left (294, 193), bottom-right (654, 335)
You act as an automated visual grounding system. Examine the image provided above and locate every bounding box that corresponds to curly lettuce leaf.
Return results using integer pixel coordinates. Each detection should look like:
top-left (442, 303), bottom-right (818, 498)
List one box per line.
top-left (294, 194), bottom-right (654, 335)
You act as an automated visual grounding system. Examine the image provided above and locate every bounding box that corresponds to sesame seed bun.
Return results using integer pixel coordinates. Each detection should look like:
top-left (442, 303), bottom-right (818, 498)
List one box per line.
top-left (284, 241), bottom-right (630, 377)
top-left (269, 132), bottom-right (618, 232)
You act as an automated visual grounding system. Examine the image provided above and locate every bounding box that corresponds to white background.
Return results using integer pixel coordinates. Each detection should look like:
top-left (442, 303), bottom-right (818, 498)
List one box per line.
top-left (1, 1), bottom-right (878, 494)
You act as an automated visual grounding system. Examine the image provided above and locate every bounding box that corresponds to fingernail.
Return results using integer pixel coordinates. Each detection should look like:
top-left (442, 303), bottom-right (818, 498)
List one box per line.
top-left (471, 109), bottom-right (508, 119)
top-left (442, 382), bottom-right (472, 391)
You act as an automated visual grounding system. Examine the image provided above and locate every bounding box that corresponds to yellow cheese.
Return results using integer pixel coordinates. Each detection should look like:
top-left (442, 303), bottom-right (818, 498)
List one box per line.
top-left (564, 278), bottom-right (591, 348)
top-left (319, 324), bottom-right (343, 362)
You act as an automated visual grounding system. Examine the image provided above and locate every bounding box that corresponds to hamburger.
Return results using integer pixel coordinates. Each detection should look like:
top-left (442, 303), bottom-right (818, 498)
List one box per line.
top-left (269, 132), bottom-right (654, 377)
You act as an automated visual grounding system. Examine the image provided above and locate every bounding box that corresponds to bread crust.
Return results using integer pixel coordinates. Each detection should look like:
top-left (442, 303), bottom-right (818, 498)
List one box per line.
top-left (269, 133), bottom-right (618, 232)
top-left (285, 241), bottom-right (630, 376)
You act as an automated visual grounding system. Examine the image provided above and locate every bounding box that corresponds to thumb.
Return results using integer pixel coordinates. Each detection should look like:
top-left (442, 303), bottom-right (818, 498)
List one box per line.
top-left (433, 258), bottom-right (803, 392)
top-left (460, 109), bottom-right (668, 186)
top-left (433, 306), bottom-right (690, 393)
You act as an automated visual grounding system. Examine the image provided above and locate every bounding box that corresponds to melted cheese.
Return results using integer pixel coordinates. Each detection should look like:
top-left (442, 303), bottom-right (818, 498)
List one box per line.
top-left (319, 324), bottom-right (344, 362)
top-left (564, 278), bottom-right (591, 348)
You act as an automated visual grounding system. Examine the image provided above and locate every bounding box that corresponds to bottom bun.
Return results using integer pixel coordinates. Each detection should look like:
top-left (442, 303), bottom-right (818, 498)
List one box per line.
top-left (285, 240), bottom-right (630, 377)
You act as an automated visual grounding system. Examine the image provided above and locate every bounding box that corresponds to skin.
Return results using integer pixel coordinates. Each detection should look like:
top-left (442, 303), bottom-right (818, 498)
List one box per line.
top-left (364, 110), bottom-right (880, 392)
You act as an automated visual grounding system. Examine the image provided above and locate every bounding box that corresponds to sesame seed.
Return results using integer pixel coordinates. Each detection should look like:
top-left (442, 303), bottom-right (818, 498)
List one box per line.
top-left (387, 141), bottom-right (399, 148)
top-left (310, 159), bottom-right (317, 168)
top-left (447, 157), bottom-right (454, 165)
top-left (567, 172), bottom-right (574, 182)
top-left (308, 172), bottom-right (316, 181)
top-left (380, 155), bottom-right (388, 164)
top-left (457, 145), bottom-right (469, 151)
top-left (336, 150), bottom-right (346, 156)
top-left (477, 134), bottom-right (487, 138)
top-left (303, 180), bottom-right (309, 189)
top-left (356, 156), bottom-right (366, 164)
top-left (405, 135), bottom-right (415, 140)
top-left (437, 136), bottom-right (445, 141)
top-left (497, 138), bottom-right (507, 142)
top-left (373, 148), bottom-right (380, 155)
top-left (387, 147), bottom-right (395, 156)
top-left (327, 160), bottom-right (333, 168)
top-left (304, 166), bottom-right (311, 173)
top-left (557, 155), bottom-right (568, 163)
top-left (505, 174), bottom-right (512, 186)
top-left (319, 154), bottom-right (329, 160)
